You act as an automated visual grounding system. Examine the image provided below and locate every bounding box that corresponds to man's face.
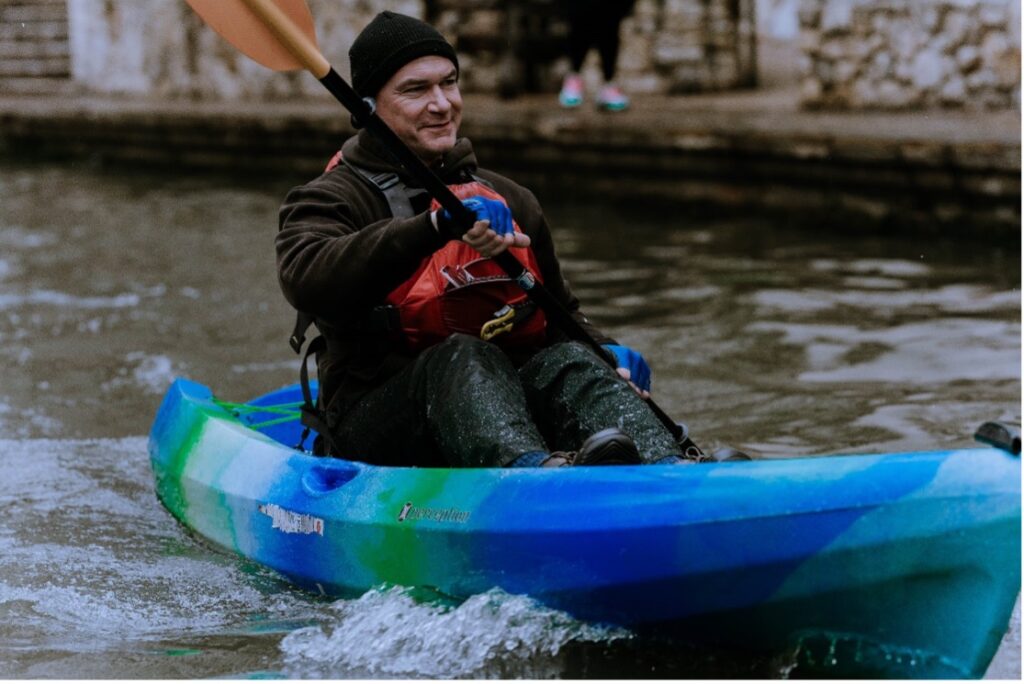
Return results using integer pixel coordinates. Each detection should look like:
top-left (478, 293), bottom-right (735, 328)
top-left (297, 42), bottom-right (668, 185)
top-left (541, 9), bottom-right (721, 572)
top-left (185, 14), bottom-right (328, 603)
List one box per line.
top-left (374, 55), bottom-right (462, 164)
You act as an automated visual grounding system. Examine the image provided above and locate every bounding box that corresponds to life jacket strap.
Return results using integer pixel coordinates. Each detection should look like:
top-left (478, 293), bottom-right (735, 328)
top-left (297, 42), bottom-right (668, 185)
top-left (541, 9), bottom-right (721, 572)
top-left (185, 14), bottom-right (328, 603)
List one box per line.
top-left (290, 311), bottom-right (316, 354)
top-left (356, 305), bottom-right (402, 334)
top-left (341, 158), bottom-right (418, 219)
top-left (295, 335), bottom-right (345, 456)
top-left (338, 152), bottom-right (495, 220)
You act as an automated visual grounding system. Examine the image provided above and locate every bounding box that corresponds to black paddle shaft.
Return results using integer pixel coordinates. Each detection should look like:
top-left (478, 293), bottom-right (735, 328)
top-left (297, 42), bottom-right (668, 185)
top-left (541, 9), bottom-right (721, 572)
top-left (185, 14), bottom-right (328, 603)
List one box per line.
top-left (318, 68), bottom-right (685, 443)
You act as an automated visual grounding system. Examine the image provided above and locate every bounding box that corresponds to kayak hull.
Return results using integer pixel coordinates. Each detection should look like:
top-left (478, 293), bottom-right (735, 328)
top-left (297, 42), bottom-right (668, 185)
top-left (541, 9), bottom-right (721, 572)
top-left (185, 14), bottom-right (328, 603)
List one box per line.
top-left (149, 378), bottom-right (1021, 678)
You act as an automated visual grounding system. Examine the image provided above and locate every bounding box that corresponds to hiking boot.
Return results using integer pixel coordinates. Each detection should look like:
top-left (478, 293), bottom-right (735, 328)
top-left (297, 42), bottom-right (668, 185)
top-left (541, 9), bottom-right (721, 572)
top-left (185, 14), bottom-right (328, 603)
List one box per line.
top-left (597, 84), bottom-right (629, 112)
top-left (559, 73), bottom-right (584, 108)
top-left (577, 428), bottom-right (643, 465)
top-left (539, 428), bottom-right (643, 467)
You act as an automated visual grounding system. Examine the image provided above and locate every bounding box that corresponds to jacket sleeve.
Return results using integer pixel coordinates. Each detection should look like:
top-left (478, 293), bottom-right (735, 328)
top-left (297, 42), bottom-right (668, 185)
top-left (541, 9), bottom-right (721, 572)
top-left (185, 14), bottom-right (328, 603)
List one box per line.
top-left (276, 170), bottom-right (447, 323)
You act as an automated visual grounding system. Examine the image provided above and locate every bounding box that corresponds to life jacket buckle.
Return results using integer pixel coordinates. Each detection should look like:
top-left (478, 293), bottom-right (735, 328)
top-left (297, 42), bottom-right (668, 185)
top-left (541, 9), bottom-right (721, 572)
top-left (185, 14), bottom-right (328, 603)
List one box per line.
top-left (480, 301), bottom-right (537, 341)
top-left (480, 305), bottom-right (517, 341)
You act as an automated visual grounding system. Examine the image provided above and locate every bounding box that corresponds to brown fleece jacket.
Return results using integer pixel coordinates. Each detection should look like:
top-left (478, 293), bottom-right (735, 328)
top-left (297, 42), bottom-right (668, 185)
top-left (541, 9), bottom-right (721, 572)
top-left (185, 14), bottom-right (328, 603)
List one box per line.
top-left (277, 129), bottom-right (612, 422)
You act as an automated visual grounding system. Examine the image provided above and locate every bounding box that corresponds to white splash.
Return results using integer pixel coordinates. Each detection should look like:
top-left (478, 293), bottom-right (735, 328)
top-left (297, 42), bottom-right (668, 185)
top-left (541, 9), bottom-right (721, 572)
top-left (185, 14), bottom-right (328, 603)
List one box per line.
top-left (100, 352), bottom-right (178, 395)
top-left (280, 586), bottom-right (631, 679)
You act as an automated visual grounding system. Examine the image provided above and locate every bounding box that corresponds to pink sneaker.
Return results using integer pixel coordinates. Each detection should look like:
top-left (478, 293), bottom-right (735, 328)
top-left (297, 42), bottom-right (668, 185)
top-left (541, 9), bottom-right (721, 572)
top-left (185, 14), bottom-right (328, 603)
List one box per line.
top-left (559, 74), bottom-right (584, 108)
top-left (597, 84), bottom-right (630, 112)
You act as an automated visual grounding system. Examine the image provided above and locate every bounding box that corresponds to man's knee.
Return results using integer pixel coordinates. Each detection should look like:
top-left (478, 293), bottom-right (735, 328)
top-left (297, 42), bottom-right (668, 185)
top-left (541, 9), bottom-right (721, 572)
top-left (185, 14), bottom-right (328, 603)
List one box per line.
top-left (531, 341), bottom-right (609, 373)
top-left (519, 341), bottom-right (619, 394)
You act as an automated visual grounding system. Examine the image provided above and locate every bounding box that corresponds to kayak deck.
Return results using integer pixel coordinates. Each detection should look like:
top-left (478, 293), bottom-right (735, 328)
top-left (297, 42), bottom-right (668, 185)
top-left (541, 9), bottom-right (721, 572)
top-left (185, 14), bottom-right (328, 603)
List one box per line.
top-left (149, 378), bottom-right (1021, 678)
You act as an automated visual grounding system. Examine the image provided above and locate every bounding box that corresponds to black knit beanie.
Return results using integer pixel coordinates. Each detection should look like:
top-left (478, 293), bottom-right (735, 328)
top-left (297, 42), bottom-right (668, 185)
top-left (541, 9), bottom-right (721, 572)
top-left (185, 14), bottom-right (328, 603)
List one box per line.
top-left (349, 11), bottom-right (459, 98)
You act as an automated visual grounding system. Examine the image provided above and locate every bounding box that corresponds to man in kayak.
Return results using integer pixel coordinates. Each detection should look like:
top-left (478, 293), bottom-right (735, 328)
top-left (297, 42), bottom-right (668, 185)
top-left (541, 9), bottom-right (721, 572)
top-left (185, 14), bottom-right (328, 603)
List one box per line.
top-left (277, 11), bottom-right (692, 468)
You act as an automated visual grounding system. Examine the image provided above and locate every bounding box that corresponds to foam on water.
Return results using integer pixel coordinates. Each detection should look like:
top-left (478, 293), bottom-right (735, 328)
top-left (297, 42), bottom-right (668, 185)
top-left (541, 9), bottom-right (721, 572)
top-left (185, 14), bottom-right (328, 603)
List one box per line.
top-left (0, 225), bottom-right (57, 249)
top-left (0, 438), bottom-right (317, 654)
top-left (0, 289), bottom-right (142, 310)
top-left (100, 352), bottom-right (179, 395)
top-left (280, 586), bottom-right (631, 679)
top-left (0, 399), bottom-right (62, 439)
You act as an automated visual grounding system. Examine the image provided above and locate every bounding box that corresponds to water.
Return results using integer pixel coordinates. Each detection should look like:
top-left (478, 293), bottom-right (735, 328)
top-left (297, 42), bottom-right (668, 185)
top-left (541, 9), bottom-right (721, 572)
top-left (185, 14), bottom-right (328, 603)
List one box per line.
top-left (0, 162), bottom-right (1019, 678)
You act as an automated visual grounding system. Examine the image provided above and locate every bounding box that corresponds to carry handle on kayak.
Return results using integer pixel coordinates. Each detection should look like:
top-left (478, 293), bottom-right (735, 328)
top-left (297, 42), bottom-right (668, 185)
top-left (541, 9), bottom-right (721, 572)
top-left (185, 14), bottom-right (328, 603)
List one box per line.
top-left (183, 0), bottom-right (693, 447)
top-left (974, 422), bottom-right (1021, 456)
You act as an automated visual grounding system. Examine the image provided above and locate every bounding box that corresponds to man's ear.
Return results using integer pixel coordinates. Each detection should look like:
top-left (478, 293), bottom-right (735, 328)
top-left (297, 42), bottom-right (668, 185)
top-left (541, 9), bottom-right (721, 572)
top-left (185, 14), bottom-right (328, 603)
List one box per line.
top-left (351, 97), bottom-right (377, 129)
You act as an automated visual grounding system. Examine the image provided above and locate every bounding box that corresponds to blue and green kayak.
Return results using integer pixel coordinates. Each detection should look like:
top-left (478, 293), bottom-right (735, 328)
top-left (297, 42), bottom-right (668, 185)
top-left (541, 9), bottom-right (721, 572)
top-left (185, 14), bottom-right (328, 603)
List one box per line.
top-left (149, 378), bottom-right (1020, 678)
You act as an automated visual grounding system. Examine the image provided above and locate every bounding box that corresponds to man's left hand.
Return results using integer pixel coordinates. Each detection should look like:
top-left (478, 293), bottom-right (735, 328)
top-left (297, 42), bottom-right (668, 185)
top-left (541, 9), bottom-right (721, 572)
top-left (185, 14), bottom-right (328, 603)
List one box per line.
top-left (603, 344), bottom-right (652, 399)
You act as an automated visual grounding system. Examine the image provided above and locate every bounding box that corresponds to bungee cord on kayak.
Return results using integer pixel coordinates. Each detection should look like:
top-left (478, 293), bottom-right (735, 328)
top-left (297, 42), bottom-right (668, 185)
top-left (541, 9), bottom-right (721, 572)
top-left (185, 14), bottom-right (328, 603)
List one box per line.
top-left (212, 399), bottom-right (304, 431)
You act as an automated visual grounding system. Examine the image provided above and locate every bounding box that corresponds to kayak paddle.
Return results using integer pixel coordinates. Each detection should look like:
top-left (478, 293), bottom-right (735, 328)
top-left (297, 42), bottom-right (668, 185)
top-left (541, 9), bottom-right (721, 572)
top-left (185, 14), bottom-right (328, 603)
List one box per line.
top-left (183, 0), bottom-right (695, 448)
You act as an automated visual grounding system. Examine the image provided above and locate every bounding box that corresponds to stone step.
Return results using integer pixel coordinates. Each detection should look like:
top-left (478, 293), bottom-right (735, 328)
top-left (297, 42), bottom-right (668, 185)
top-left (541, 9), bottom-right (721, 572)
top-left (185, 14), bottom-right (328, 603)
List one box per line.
top-left (0, 76), bottom-right (74, 95)
top-left (0, 39), bottom-right (69, 58)
top-left (0, 3), bottom-right (68, 23)
top-left (0, 20), bottom-right (67, 41)
top-left (0, 56), bottom-right (69, 78)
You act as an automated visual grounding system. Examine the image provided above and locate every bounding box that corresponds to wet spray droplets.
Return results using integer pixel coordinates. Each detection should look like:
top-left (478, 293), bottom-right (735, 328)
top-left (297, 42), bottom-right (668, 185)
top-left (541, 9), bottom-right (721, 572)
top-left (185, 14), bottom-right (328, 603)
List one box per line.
top-left (280, 585), bottom-right (631, 679)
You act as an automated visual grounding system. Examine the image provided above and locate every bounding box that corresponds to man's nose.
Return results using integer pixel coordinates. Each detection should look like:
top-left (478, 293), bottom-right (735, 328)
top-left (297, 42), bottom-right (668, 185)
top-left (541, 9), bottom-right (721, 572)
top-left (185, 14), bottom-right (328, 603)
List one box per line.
top-left (426, 86), bottom-right (452, 112)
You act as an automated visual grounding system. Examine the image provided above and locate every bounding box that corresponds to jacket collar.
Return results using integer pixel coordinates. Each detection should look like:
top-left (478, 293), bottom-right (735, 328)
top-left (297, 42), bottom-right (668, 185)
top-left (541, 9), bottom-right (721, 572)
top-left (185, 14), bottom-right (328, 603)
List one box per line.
top-left (341, 128), bottom-right (478, 186)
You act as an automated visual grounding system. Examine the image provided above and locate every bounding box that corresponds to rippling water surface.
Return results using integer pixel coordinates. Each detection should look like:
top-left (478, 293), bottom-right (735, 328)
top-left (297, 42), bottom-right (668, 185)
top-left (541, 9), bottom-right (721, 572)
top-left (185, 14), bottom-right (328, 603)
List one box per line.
top-left (0, 163), bottom-right (1019, 678)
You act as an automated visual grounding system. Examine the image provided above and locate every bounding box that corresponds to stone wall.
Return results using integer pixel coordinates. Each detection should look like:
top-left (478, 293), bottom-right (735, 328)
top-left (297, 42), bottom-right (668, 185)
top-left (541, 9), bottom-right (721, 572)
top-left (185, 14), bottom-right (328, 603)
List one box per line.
top-left (65, 0), bottom-right (755, 99)
top-left (798, 0), bottom-right (1021, 109)
top-left (431, 0), bottom-right (757, 96)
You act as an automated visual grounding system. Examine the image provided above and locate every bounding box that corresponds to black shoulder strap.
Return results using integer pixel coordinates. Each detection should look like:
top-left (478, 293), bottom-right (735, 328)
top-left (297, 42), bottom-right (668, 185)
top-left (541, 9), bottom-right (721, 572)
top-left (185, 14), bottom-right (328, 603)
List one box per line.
top-left (295, 335), bottom-right (337, 454)
top-left (341, 158), bottom-right (417, 219)
top-left (469, 172), bottom-right (495, 190)
top-left (290, 311), bottom-right (316, 354)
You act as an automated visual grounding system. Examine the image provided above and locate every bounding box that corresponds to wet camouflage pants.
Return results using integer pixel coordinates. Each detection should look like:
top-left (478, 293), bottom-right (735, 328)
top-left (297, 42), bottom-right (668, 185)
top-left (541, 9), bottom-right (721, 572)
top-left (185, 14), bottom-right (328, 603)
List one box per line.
top-left (329, 333), bottom-right (680, 467)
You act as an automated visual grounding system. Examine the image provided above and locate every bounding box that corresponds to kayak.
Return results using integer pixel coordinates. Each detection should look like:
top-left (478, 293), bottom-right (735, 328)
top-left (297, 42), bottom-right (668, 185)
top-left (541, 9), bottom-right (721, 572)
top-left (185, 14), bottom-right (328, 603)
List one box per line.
top-left (149, 378), bottom-right (1021, 678)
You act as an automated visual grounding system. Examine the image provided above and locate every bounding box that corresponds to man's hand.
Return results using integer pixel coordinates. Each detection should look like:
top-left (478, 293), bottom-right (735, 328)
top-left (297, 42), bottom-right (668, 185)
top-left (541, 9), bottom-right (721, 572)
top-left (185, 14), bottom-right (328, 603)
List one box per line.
top-left (461, 218), bottom-right (531, 257)
top-left (434, 196), bottom-right (531, 257)
top-left (603, 344), bottom-right (652, 399)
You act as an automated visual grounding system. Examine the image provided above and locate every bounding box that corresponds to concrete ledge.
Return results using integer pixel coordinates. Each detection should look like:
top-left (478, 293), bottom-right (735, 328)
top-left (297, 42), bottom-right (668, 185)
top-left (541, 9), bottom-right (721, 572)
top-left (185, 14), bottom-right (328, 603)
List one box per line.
top-left (0, 90), bottom-right (1018, 236)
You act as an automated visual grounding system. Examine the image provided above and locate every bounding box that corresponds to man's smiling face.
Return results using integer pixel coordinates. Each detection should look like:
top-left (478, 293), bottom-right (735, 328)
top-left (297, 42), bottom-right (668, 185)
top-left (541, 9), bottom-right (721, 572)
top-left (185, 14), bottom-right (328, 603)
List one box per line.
top-left (374, 55), bottom-right (462, 164)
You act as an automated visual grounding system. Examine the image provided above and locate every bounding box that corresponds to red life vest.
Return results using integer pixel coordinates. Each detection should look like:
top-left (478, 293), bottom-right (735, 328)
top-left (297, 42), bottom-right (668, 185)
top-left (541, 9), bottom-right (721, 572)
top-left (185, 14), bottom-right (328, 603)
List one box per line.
top-left (326, 152), bottom-right (547, 352)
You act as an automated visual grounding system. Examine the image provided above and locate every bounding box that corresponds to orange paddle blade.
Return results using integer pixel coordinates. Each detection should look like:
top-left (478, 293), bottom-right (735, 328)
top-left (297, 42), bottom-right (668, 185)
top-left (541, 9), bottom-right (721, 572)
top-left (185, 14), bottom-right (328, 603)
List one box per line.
top-left (184, 0), bottom-right (328, 76)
